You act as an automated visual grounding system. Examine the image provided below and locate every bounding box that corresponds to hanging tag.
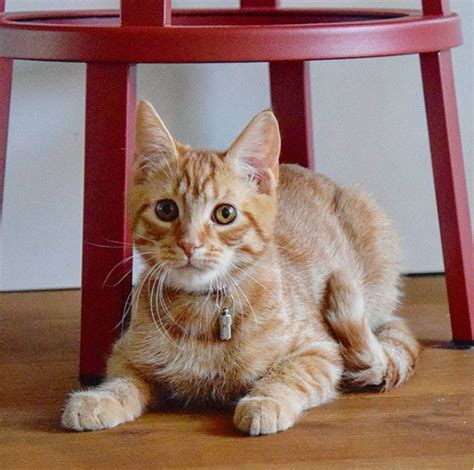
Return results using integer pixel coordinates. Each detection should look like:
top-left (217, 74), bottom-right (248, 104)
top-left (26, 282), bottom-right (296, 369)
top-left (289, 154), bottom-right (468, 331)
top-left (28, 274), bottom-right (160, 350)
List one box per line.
top-left (219, 308), bottom-right (232, 341)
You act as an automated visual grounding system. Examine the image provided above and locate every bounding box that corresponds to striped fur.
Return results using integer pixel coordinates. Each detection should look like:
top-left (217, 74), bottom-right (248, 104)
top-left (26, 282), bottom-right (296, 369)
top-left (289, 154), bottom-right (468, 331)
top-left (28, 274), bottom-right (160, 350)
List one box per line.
top-left (62, 102), bottom-right (419, 435)
top-left (325, 271), bottom-right (419, 390)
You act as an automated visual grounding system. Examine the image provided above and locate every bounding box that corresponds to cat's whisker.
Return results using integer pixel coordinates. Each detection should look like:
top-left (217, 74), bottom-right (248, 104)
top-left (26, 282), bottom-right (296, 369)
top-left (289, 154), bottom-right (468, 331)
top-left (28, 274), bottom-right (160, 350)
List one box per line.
top-left (147, 264), bottom-right (176, 347)
top-left (111, 283), bottom-right (135, 333)
top-left (206, 271), bottom-right (222, 338)
top-left (135, 233), bottom-right (159, 245)
top-left (157, 268), bottom-right (186, 336)
top-left (232, 280), bottom-right (247, 339)
top-left (102, 250), bottom-right (157, 288)
top-left (195, 285), bottom-right (213, 343)
top-left (219, 267), bottom-right (262, 330)
top-left (149, 265), bottom-right (184, 350)
top-left (197, 285), bottom-right (212, 311)
top-left (101, 254), bottom-right (137, 288)
top-left (116, 261), bottom-right (161, 333)
top-left (103, 237), bottom-right (136, 247)
top-left (107, 268), bottom-right (134, 288)
top-left (148, 265), bottom-right (176, 346)
top-left (84, 240), bottom-right (135, 249)
top-left (235, 281), bottom-right (263, 328)
top-left (216, 268), bottom-right (247, 337)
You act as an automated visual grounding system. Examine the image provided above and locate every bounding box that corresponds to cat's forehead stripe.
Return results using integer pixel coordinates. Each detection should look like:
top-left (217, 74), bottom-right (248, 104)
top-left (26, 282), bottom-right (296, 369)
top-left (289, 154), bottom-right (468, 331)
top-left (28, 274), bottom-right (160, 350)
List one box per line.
top-left (177, 150), bottom-right (224, 203)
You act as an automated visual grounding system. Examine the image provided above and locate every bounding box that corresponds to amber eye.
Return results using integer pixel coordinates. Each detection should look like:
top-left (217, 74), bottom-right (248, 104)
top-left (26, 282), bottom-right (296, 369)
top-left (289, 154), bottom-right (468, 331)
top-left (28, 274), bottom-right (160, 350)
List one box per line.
top-left (155, 199), bottom-right (179, 222)
top-left (212, 204), bottom-right (237, 225)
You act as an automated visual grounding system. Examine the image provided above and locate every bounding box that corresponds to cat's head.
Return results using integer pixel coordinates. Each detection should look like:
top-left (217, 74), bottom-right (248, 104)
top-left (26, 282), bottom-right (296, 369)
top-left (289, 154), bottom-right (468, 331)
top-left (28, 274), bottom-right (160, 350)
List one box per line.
top-left (129, 100), bottom-right (281, 293)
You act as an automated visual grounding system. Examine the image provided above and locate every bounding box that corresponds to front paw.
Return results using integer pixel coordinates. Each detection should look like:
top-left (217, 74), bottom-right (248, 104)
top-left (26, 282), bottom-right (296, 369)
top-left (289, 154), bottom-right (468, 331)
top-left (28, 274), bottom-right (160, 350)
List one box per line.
top-left (233, 396), bottom-right (296, 436)
top-left (61, 390), bottom-right (132, 431)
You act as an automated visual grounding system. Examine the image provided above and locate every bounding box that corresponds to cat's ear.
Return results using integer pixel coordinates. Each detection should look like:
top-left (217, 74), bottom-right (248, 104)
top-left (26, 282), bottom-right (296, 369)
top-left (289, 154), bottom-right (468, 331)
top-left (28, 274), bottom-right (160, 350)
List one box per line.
top-left (134, 100), bottom-right (177, 180)
top-left (226, 110), bottom-right (280, 194)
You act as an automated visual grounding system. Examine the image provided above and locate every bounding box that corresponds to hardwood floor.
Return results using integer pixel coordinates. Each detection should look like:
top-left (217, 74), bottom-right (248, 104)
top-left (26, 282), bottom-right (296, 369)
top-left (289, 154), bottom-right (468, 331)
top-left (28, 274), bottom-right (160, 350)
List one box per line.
top-left (0, 276), bottom-right (472, 469)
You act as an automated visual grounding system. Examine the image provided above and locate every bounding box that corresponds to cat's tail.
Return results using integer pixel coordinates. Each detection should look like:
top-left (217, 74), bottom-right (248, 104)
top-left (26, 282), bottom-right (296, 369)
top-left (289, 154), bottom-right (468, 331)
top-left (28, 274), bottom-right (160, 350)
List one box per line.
top-left (324, 271), bottom-right (420, 391)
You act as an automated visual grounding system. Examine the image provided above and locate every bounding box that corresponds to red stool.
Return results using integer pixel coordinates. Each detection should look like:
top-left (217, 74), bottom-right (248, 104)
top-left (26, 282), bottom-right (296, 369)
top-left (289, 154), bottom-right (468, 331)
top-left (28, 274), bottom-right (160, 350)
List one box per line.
top-left (0, 1), bottom-right (472, 384)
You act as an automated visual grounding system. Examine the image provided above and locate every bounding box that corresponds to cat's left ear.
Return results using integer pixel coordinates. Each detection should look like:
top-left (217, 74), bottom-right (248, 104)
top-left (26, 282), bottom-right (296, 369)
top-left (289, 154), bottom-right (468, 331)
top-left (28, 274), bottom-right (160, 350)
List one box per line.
top-left (226, 110), bottom-right (281, 194)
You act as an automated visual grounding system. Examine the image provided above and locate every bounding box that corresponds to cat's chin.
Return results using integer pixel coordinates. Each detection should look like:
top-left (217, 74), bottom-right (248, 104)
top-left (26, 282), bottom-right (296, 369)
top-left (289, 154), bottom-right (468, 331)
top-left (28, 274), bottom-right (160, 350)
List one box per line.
top-left (165, 265), bottom-right (225, 294)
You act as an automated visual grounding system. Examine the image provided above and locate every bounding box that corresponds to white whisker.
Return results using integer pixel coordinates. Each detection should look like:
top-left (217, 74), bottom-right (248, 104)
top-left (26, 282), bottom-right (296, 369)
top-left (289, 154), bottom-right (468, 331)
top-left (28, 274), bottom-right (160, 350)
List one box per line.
top-left (148, 267), bottom-right (175, 347)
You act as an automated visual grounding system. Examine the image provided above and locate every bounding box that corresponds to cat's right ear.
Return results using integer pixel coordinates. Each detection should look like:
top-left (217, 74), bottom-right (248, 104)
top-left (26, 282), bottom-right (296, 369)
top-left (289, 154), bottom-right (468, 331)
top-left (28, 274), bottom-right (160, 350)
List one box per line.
top-left (134, 100), bottom-right (177, 181)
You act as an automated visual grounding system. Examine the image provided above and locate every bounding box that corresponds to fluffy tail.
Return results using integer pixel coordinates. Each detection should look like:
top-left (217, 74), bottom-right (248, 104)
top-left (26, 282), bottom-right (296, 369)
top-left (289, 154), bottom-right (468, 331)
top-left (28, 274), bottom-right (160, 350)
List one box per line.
top-left (325, 271), bottom-right (420, 391)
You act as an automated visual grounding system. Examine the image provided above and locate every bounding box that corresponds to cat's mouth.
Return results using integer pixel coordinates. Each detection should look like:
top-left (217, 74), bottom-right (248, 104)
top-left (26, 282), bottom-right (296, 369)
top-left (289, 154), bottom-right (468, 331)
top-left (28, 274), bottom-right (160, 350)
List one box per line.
top-left (165, 259), bottom-right (225, 294)
top-left (175, 260), bottom-right (207, 272)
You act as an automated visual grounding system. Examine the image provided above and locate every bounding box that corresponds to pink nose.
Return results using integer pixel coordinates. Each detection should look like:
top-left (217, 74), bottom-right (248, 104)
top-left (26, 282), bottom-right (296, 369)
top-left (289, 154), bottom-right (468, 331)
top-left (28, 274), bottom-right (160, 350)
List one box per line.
top-left (178, 241), bottom-right (199, 259)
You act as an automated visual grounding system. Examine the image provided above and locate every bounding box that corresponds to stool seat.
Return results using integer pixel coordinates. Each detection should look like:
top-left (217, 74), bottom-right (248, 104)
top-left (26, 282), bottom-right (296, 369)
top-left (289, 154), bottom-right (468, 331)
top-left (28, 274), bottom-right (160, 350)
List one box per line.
top-left (0, 8), bottom-right (463, 63)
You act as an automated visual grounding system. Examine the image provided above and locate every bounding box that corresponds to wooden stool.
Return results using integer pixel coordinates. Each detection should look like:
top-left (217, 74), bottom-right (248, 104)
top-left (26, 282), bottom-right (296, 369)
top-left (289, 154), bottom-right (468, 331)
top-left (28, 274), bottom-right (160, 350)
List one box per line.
top-left (0, 0), bottom-right (472, 384)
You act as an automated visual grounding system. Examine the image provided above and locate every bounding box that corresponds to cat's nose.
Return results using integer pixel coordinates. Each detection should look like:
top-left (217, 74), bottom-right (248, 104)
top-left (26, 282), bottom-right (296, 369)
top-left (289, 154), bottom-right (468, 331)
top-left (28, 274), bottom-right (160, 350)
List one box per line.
top-left (178, 241), bottom-right (200, 259)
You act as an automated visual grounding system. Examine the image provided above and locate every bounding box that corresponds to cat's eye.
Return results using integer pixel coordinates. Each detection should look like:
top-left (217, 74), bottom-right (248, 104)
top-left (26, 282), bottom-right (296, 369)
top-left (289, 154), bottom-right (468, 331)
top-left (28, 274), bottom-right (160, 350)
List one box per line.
top-left (212, 204), bottom-right (237, 225)
top-left (155, 199), bottom-right (179, 222)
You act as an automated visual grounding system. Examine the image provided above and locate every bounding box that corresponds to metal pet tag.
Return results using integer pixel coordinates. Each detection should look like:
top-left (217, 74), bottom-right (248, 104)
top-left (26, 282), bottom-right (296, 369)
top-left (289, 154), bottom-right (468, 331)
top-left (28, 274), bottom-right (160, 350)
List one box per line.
top-left (219, 308), bottom-right (232, 341)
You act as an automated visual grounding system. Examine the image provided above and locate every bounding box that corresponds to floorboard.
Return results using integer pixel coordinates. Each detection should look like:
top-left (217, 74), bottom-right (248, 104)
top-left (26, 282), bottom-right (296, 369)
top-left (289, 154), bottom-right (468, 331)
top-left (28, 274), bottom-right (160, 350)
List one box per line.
top-left (0, 276), bottom-right (472, 469)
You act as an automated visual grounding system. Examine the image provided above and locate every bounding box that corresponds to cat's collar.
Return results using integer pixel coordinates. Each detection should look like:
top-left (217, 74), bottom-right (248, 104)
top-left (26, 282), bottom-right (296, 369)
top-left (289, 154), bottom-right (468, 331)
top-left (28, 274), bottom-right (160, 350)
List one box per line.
top-left (172, 286), bottom-right (229, 298)
top-left (170, 286), bottom-right (234, 341)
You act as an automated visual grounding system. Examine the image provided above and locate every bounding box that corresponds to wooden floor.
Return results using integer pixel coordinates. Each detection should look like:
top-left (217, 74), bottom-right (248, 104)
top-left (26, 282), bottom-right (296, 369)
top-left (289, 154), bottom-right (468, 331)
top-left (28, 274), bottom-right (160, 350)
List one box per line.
top-left (0, 276), bottom-right (472, 469)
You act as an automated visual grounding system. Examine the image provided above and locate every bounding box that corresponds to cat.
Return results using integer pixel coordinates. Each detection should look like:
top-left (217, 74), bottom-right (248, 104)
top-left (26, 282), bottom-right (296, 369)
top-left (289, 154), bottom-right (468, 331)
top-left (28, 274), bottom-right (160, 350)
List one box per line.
top-left (61, 100), bottom-right (419, 435)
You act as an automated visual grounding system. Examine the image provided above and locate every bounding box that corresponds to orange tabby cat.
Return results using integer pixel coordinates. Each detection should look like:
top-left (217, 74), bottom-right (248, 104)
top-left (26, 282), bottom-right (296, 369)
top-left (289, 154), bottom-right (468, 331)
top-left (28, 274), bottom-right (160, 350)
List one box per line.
top-left (62, 101), bottom-right (419, 435)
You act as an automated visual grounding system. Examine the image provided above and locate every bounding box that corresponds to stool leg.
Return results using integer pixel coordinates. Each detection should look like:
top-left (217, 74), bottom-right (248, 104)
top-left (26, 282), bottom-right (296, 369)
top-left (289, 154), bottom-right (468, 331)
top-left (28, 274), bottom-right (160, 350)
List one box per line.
top-left (269, 61), bottom-right (314, 169)
top-left (80, 63), bottom-right (136, 384)
top-left (420, 51), bottom-right (474, 343)
top-left (0, 58), bottom-right (12, 226)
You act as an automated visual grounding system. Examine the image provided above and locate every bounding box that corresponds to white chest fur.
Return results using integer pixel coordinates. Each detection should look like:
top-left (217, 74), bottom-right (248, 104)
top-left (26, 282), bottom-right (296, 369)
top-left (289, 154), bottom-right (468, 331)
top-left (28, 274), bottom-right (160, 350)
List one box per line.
top-left (127, 328), bottom-right (265, 402)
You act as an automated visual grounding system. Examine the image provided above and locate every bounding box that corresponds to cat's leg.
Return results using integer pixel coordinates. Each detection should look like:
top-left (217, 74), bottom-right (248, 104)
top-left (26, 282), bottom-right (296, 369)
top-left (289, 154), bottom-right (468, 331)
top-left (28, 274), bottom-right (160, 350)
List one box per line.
top-left (62, 348), bottom-right (152, 431)
top-left (233, 343), bottom-right (342, 436)
top-left (325, 270), bottom-right (420, 391)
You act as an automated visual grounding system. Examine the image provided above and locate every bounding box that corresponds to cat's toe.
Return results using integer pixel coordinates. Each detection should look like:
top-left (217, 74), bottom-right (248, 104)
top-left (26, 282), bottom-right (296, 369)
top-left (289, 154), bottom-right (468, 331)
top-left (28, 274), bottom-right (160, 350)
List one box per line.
top-left (61, 391), bottom-right (130, 431)
top-left (233, 396), bottom-right (295, 436)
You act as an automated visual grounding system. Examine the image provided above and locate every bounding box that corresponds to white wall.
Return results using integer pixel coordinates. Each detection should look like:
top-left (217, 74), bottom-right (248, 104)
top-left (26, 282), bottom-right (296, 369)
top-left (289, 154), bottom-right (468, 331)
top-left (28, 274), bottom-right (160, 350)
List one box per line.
top-left (1, 0), bottom-right (472, 290)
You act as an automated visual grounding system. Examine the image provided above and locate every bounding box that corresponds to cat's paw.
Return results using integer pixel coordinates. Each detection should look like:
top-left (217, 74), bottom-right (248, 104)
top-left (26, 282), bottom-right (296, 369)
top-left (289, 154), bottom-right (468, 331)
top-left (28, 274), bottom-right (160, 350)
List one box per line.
top-left (61, 390), bottom-right (133, 431)
top-left (233, 396), bottom-right (296, 436)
